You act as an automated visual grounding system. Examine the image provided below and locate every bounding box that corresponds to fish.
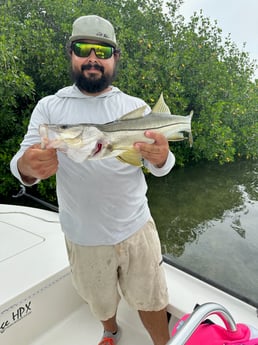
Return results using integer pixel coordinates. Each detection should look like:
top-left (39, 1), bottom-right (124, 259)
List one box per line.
top-left (39, 93), bottom-right (193, 166)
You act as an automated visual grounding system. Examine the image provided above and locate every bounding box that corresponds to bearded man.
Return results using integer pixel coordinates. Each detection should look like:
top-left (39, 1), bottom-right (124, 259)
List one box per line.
top-left (10, 15), bottom-right (175, 345)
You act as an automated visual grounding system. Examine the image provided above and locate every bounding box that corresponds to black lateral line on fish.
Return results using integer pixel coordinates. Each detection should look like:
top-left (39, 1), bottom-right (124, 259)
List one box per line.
top-left (99, 122), bottom-right (190, 133)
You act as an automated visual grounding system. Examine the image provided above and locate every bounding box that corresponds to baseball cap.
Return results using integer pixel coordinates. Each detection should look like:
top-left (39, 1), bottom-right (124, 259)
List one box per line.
top-left (69, 15), bottom-right (117, 48)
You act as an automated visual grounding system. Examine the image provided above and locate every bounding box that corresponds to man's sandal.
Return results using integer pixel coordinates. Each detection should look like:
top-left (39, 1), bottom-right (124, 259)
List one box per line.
top-left (98, 337), bottom-right (116, 345)
top-left (98, 326), bottom-right (121, 345)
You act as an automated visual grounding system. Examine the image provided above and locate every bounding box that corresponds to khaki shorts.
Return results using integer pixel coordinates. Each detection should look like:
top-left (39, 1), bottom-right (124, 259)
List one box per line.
top-left (65, 218), bottom-right (168, 321)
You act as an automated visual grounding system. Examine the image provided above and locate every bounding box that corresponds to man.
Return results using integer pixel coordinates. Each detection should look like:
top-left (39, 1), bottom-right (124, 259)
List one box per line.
top-left (10, 15), bottom-right (175, 345)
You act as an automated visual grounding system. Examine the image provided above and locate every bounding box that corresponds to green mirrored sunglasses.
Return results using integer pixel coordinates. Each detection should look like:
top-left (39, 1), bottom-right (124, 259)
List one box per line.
top-left (71, 42), bottom-right (115, 59)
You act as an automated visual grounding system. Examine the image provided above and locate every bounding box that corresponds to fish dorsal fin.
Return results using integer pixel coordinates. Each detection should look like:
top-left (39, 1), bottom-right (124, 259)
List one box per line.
top-left (120, 106), bottom-right (147, 120)
top-left (152, 93), bottom-right (171, 114)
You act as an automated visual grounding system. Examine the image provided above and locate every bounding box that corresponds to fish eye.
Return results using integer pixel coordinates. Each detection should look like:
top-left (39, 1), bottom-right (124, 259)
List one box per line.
top-left (60, 125), bottom-right (69, 129)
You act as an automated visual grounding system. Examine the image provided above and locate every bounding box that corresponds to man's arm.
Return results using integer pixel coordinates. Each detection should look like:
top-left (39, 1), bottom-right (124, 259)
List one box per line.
top-left (14, 144), bottom-right (58, 185)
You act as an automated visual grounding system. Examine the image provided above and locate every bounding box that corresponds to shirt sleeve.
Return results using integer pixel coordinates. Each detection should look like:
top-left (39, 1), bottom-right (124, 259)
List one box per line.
top-left (144, 150), bottom-right (175, 177)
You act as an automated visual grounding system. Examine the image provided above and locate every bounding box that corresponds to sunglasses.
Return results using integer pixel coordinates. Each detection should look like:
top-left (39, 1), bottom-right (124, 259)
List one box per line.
top-left (71, 42), bottom-right (115, 59)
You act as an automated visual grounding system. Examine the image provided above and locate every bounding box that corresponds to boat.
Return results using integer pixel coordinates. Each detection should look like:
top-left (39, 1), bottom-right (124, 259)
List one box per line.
top-left (1, 203), bottom-right (257, 344)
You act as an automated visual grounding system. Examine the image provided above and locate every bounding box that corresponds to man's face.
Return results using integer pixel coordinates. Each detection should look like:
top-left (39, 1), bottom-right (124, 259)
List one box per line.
top-left (70, 40), bottom-right (119, 94)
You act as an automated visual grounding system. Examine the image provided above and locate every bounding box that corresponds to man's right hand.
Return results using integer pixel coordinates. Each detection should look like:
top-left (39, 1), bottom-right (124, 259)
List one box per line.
top-left (18, 143), bottom-right (58, 184)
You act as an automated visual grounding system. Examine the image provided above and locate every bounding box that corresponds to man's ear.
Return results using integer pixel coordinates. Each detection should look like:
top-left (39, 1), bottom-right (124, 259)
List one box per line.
top-left (114, 49), bottom-right (121, 61)
top-left (66, 42), bottom-right (73, 58)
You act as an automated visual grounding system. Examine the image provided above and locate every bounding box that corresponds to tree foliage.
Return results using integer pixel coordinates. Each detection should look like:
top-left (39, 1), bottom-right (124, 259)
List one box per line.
top-left (1, 0), bottom-right (257, 201)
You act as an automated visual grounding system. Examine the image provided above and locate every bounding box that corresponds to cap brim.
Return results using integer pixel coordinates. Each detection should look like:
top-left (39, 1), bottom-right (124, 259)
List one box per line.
top-left (69, 35), bottom-right (117, 48)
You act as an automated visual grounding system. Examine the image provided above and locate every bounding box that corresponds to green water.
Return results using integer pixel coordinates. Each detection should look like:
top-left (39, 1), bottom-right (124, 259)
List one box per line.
top-left (147, 160), bottom-right (258, 306)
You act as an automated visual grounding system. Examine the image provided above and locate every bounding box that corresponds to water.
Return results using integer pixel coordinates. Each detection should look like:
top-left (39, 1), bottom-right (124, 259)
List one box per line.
top-left (147, 160), bottom-right (258, 306)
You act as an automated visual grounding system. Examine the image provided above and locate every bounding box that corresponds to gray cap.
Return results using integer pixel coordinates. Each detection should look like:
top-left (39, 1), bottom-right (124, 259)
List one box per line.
top-left (69, 15), bottom-right (117, 47)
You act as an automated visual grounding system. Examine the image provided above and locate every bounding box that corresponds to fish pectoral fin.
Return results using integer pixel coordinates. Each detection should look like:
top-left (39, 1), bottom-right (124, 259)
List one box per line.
top-left (152, 93), bottom-right (171, 114)
top-left (116, 150), bottom-right (143, 166)
top-left (167, 132), bottom-right (194, 146)
top-left (119, 106), bottom-right (147, 120)
top-left (167, 132), bottom-right (185, 142)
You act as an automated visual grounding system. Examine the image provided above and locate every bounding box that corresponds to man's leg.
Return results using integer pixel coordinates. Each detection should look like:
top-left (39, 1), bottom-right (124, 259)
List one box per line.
top-left (101, 315), bottom-right (118, 333)
top-left (139, 308), bottom-right (170, 345)
top-left (117, 219), bottom-right (170, 344)
top-left (99, 315), bottom-right (122, 344)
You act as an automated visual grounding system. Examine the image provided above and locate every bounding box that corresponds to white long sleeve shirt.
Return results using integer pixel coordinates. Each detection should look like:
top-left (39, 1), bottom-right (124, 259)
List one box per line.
top-left (10, 86), bottom-right (175, 245)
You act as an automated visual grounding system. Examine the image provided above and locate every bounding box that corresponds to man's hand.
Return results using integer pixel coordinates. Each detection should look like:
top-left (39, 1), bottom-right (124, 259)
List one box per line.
top-left (18, 143), bottom-right (58, 184)
top-left (134, 131), bottom-right (169, 168)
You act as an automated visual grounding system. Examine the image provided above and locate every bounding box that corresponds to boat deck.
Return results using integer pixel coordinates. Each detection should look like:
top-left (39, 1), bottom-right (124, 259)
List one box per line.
top-left (1, 204), bottom-right (257, 345)
top-left (30, 300), bottom-right (153, 345)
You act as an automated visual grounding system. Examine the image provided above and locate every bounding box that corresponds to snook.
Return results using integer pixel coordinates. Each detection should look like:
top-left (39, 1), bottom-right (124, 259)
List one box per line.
top-left (39, 93), bottom-right (193, 166)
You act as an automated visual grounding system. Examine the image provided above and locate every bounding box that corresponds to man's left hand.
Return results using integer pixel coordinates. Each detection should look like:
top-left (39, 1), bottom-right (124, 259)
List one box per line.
top-left (134, 131), bottom-right (169, 168)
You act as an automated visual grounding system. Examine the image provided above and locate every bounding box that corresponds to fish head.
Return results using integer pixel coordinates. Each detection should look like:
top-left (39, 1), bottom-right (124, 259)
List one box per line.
top-left (39, 124), bottom-right (114, 163)
top-left (39, 124), bottom-right (85, 151)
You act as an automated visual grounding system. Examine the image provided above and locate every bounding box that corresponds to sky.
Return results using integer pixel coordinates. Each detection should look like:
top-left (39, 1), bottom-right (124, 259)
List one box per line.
top-left (176, 0), bottom-right (258, 78)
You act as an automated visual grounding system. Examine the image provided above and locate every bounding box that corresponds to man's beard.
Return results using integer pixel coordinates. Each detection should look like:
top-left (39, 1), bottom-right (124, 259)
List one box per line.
top-left (71, 63), bottom-right (116, 93)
